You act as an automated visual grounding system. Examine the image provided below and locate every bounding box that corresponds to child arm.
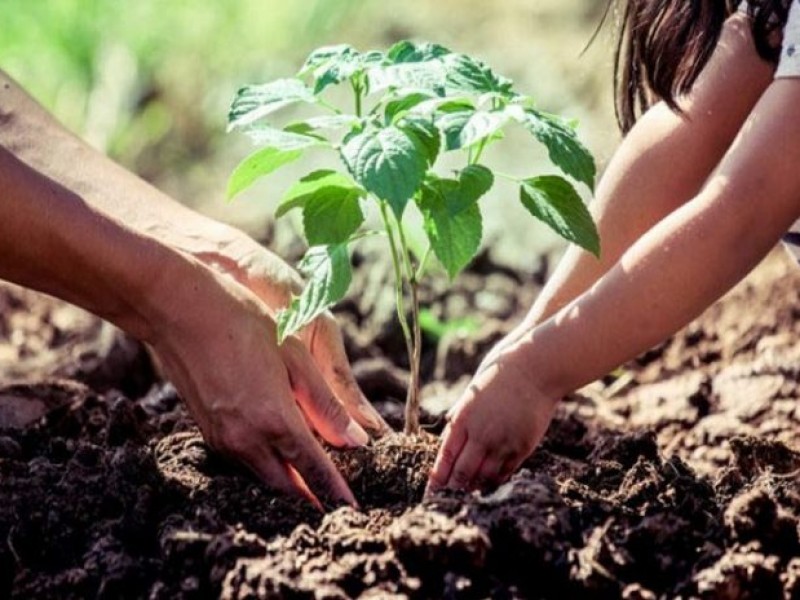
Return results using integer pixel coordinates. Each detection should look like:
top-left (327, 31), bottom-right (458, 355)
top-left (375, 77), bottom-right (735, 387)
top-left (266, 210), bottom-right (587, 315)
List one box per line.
top-left (488, 14), bottom-right (773, 372)
top-left (429, 76), bottom-right (800, 493)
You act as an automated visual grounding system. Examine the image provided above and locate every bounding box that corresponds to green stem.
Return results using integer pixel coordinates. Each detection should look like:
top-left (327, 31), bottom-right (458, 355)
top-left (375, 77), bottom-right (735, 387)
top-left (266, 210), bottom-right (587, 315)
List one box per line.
top-left (471, 138), bottom-right (488, 165)
top-left (493, 170), bottom-right (520, 183)
top-left (318, 98), bottom-right (343, 115)
top-left (378, 202), bottom-right (418, 433)
top-left (353, 80), bottom-right (363, 118)
top-left (415, 246), bottom-right (433, 281)
top-left (395, 221), bottom-right (423, 435)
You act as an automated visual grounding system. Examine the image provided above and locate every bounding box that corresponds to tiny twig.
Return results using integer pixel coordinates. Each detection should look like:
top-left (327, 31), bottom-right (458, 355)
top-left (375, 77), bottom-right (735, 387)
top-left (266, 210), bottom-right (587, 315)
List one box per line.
top-left (7, 526), bottom-right (21, 565)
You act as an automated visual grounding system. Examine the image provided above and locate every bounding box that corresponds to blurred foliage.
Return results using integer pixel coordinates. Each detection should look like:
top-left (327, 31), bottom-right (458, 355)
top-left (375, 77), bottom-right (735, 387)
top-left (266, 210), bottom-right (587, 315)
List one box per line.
top-left (0, 0), bottom-right (619, 261)
top-left (0, 0), bottom-right (361, 172)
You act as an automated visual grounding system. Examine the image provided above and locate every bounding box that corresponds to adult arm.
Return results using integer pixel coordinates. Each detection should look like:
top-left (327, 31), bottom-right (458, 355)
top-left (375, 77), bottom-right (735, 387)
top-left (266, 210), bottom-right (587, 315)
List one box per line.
top-left (0, 70), bottom-right (387, 507)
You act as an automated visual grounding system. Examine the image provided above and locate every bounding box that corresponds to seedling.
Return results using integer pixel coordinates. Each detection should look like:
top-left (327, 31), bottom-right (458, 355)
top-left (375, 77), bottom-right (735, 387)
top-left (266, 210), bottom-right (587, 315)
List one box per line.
top-left (227, 41), bottom-right (599, 435)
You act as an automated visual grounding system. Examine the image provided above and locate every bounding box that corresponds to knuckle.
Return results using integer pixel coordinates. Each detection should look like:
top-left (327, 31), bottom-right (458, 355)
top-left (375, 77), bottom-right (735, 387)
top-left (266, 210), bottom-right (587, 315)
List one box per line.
top-left (256, 415), bottom-right (294, 449)
top-left (273, 430), bottom-right (310, 463)
top-left (214, 425), bottom-right (252, 457)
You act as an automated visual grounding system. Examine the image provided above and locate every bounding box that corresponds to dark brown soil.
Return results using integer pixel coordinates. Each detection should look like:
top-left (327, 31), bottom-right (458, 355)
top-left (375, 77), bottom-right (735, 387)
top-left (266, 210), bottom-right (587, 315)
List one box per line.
top-left (1, 249), bottom-right (800, 599)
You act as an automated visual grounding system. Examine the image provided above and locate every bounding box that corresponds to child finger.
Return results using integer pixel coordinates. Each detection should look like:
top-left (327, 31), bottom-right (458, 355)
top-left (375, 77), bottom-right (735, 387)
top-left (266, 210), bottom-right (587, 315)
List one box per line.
top-left (426, 423), bottom-right (466, 494)
top-left (445, 439), bottom-right (485, 491)
top-left (473, 455), bottom-right (506, 491)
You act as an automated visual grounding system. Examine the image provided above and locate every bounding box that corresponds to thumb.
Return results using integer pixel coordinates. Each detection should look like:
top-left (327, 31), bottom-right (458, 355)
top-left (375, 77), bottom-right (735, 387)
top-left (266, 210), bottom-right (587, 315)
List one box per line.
top-left (281, 338), bottom-right (370, 448)
top-left (306, 315), bottom-right (390, 435)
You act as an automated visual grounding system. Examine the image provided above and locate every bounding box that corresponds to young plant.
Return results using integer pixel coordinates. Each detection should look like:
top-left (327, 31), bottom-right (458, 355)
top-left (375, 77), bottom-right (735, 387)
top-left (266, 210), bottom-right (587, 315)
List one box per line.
top-left (227, 41), bottom-right (599, 435)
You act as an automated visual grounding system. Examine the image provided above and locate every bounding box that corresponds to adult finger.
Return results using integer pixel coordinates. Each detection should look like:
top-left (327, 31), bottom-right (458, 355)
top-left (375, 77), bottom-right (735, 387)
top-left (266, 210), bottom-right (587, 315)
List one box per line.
top-left (282, 339), bottom-right (370, 449)
top-left (240, 446), bottom-right (323, 510)
top-left (275, 423), bottom-right (358, 508)
top-left (307, 316), bottom-right (389, 435)
top-left (445, 439), bottom-right (485, 491)
top-left (426, 423), bottom-right (467, 495)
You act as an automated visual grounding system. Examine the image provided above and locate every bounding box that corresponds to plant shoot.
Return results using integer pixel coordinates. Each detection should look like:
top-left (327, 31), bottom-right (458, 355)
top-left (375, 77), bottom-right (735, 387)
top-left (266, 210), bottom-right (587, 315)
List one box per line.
top-left (226, 41), bottom-right (599, 435)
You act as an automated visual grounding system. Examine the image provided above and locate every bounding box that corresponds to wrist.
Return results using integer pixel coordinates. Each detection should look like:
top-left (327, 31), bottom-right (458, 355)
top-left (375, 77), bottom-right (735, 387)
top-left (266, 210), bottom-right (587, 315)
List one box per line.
top-left (159, 218), bottom-right (303, 311)
top-left (502, 328), bottom-right (571, 401)
top-left (86, 230), bottom-right (200, 344)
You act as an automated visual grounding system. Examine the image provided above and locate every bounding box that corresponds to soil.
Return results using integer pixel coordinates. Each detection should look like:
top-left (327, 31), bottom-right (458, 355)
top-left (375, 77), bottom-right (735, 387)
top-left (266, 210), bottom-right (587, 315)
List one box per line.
top-left (1, 248), bottom-right (800, 599)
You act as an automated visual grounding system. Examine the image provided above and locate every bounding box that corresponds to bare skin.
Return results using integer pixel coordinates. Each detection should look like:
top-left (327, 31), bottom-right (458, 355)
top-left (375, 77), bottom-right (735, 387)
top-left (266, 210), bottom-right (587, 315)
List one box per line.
top-left (428, 14), bottom-right (800, 493)
top-left (0, 70), bottom-right (388, 508)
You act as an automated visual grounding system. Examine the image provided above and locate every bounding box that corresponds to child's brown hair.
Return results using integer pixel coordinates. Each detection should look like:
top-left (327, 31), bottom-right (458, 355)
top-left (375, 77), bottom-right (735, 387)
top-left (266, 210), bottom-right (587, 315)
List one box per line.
top-left (614, 0), bottom-right (790, 133)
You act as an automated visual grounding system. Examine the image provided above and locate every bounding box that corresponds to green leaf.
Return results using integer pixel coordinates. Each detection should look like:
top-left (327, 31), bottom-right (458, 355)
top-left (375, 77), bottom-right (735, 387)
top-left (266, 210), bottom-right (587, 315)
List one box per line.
top-left (276, 170), bottom-right (366, 245)
top-left (519, 175), bottom-right (599, 256)
top-left (415, 167), bottom-right (493, 278)
top-left (516, 108), bottom-right (596, 191)
top-left (442, 54), bottom-right (515, 96)
top-left (410, 97), bottom-right (475, 118)
top-left (241, 126), bottom-right (326, 150)
top-left (302, 188), bottom-right (364, 246)
top-left (298, 44), bottom-right (356, 76)
top-left (459, 164), bottom-right (494, 204)
top-left (340, 126), bottom-right (428, 218)
top-left (277, 169), bottom-right (363, 217)
top-left (398, 116), bottom-right (440, 166)
top-left (313, 51), bottom-right (364, 94)
top-left (367, 61), bottom-right (447, 95)
top-left (228, 79), bottom-right (316, 130)
top-left (436, 108), bottom-right (508, 151)
top-left (384, 91), bottom-right (436, 123)
top-left (291, 114), bottom-right (361, 131)
top-left (277, 244), bottom-right (352, 342)
top-left (419, 186), bottom-right (483, 280)
top-left (368, 41), bottom-right (452, 93)
top-left (226, 147), bottom-right (303, 200)
top-left (386, 40), bottom-right (452, 63)
top-left (298, 45), bottom-right (385, 94)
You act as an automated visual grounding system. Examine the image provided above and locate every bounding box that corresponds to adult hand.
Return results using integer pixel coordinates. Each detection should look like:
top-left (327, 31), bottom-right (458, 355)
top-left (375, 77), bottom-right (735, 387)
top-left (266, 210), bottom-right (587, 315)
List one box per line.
top-left (147, 226), bottom-right (388, 508)
top-left (188, 226), bottom-right (389, 437)
top-left (0, 68), bottom-right (387, 508)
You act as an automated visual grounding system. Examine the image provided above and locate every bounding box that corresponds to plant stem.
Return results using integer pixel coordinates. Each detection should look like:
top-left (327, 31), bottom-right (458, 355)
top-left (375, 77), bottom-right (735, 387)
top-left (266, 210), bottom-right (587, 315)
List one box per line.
top-left (378, 202), bottom-right (419, 434)
top-left (415, 246), bottom-right (433, 281)
top-left (471, 138), bottom-right (488, 165)
top-left (494, 170), bottom-right (520, 183)
top-left (353, 80), bottom-right (363, 118)
top-left (395, 220), bottom-right (422, 436)
top-left (318, 98), bottom-right (343, 115)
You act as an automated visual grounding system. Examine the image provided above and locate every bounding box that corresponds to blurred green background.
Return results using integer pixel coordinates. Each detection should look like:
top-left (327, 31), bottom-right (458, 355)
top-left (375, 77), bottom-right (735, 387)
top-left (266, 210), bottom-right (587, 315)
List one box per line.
top-left (1, 0), bottom-right (621, 268)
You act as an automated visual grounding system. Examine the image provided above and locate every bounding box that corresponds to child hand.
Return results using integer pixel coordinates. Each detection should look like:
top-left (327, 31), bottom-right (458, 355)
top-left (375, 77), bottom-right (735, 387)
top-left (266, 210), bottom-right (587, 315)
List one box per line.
top-left (426, 341), bottom-right (560, 493)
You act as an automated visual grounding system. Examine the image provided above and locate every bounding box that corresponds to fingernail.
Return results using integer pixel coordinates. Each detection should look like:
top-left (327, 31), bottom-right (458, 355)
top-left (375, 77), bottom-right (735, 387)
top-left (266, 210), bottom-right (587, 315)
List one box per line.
top-left (344, 420), bottom-right (369, 447)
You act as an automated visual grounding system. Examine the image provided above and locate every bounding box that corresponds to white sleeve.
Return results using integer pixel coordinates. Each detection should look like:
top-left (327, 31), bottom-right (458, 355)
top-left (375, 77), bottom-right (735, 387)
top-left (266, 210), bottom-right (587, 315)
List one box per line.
top-left (776, 0), bottom-right (800, 78)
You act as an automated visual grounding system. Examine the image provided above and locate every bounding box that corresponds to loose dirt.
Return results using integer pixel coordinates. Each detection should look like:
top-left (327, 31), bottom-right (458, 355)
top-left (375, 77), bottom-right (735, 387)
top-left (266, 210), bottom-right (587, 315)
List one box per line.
top-left (1, 248), bottom-right (799, 599)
